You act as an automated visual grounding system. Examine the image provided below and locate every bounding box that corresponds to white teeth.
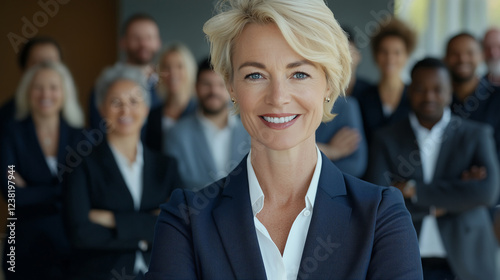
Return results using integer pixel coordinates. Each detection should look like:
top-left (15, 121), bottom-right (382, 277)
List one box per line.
top-left (118, 117), bottom-right (133, 124)
top-left (263, 115), bottom-right (297, 124)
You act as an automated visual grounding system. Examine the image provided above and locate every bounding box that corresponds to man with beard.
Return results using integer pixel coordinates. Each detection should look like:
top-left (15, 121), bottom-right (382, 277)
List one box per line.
top-left (483, 27), bottom-right (500, 86)
top-left (164, 58), bottom-right (250, 190)
top-left (445, 33), bottom-right (500, 163)
top-left (367, 58), bottom-right (500, 280)
top-left (89, 14), bottom-right (162, 129)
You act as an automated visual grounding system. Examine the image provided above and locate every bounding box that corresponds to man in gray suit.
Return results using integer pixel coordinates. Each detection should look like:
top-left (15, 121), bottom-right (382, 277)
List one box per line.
top-left (366, 58), bottom-right (500, 280)
top-left (165, 58), bottom-right (250, 190)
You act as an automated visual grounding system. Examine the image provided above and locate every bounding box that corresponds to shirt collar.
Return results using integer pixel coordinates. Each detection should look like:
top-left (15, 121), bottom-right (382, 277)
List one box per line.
top-left (196, 109), bottom-right (237, 131)
top-left (409, 107), bottom-right (451, 137)
top-left (247, 146), bottom-right (322, 216)
top-left (109, 141), bottom-right (144, 167)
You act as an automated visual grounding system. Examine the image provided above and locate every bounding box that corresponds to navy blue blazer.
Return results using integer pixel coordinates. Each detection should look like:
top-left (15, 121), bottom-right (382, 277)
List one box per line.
top-left (64, 140), bottom-right (183, 280)
top-left (0, 116), bottom-right (83, 280)
top-left (355, 85), bottom-right (410, 142)
top-left (146, 152), bottom-right (423, 280)
top-left (144, 99), bottom-right (197, 153)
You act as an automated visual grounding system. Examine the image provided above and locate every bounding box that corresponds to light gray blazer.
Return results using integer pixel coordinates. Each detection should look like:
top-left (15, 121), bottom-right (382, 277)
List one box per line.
top-left (366, 116), bottom-right (500, 280)
top-left (164, 113), bottom-right (250, 191)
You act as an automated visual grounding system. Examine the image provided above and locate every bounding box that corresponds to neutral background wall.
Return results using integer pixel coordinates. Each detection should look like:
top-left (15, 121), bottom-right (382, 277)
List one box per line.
top-left (120, 0), bottom-right (395, 83)
top-left (0, 0), bottom-right (119, 123)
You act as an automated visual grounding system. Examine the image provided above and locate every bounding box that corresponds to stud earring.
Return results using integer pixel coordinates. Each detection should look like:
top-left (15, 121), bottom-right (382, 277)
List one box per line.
top-left (231, 97), bottom-right (237, 104)
top-left (324, 97), bottom-right (331, 103)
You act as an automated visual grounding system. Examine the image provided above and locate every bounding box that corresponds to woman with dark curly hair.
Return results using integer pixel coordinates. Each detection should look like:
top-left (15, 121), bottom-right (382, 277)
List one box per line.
top-left (356, 18), bottom-right (417, 141)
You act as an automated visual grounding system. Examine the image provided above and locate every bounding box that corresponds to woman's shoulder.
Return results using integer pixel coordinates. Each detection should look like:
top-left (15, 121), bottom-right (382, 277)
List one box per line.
top-left (342, 173), bottom-right (405, 210)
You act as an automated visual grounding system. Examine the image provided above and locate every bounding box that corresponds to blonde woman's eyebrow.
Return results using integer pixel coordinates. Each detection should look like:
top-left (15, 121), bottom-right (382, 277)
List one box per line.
top-left (237, 60), bottom-right (315, 71)
top-left (286, 60), bottom-right (316, 69)
top-left (238, 61), bottom-right (266, 70)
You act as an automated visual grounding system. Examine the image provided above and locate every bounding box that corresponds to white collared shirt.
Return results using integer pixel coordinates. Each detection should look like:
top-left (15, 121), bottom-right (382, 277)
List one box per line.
top-left (197, 110), bottom-right (236, 180)
top-left (248, 147), bottom-right (322, 280)
top-left (109, 142), bottom-right (148, 274)
top-left (409, 108), bottom-right (451, 258)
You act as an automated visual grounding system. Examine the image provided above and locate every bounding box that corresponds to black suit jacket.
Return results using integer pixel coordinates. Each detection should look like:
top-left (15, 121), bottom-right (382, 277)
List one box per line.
top-left (64, 140), bottom-right (183, 280)
top-left (0, 116), bottom-right (83, 280)
top-left (366, 116), bottom-right (500, 280)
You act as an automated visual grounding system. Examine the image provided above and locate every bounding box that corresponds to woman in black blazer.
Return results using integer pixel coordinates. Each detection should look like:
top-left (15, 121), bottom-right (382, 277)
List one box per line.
top-left (144, 44), bottom-right (197, 153)
top-left (355, 18), bottom-right (416, 141)
top-left (64, 64), bottom-right (183, 280)
top-left (0, 62), bottom-right (85, 280)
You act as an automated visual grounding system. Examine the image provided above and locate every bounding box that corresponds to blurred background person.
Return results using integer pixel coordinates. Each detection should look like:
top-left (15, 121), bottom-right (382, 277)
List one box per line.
top-left (89, 13), bottom-right (162, 130)
top-left (367, 58), bottom-right (499, 280)
top-left (144, 44), bottom-right (197, 153)
top-left (64, 65), bottom-right (182, 280)
top-left (445, 33), bottom-right (500, 167)
top-left (0, 37), bottom-right (63, 135)
top-left (165, 58), bottom-right (249, 190)
top-left (342, 26), bottom-right (371, 98)
top-left (483, 27), bottom-right (500, 86)
top-left (0, 61), bottom-right (84, 280)
top-left (315, 27), bottom-right (368, 178)
top-left (356, 18), bottom-right (416, 141)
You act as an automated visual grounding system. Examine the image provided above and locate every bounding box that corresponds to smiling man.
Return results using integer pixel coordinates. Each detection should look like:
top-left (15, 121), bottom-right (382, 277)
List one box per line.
top-left (164, 58), bottom-right (250, 190)
top-left (367, 57), bottom-right (500, 280)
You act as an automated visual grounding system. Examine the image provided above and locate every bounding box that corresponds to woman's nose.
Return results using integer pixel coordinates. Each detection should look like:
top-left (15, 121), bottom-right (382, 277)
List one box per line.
top-left (265, 78), bottom-right (291, 106)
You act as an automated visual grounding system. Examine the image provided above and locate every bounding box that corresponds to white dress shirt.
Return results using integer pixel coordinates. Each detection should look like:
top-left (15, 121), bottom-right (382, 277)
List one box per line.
top-left (248, 147), bottom-right (322, 280)
top-left (45, 156), bottom-right (58, 176)
top-left (109, 142), bottom-right (148, 274)
top-left (409, 108), bottom-right (451, 258)
top-left (197, 110), bottom-right (236, 181)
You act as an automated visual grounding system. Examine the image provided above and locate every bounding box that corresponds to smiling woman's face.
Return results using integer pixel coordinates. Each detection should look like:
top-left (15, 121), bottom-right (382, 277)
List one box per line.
top-left (229, 23), bottom-right (328, 151)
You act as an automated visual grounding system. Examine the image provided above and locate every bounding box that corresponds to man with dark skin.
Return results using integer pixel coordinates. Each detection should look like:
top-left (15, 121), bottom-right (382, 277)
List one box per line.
top-left (367, 58), bottom-right (499, 280)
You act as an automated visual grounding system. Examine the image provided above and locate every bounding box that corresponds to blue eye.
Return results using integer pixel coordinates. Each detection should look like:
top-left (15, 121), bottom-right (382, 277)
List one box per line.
top-left (293, 72), bottom-right (309, 79)
top-left (246, 73), bottom-right (263, 80)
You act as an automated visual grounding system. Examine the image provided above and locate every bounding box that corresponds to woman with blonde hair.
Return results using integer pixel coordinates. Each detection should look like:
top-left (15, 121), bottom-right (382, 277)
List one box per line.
top-left (144, 43), bottom-right (198, 152)
top-left (146, 1), bottom-right (422, 279)
top-left (0, 61), bottom-right (84, 280)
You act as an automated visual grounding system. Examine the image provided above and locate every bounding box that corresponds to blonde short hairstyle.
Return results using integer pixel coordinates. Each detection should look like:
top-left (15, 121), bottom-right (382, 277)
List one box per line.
top-left (157, 43), bottom-right (197, 99)
top-left (15, 61), bottom-right (84, 128)
top-left (203, 0), bottom-right (351, 122)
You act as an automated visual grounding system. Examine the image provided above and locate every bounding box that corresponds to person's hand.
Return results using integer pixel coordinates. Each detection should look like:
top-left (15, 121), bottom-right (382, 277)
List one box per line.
top-left (461, 165), bottom-right (487, 181)
top-left (318, 127), bottom-right (360, 160)
top-left (392, 180), bottom-right (416, 199)
top-left (151, 208), bottom-right (161, 216)
top-left (7, 171), bottom-right (26, 188)
top-left (89, 209), bottom-right (116, 228)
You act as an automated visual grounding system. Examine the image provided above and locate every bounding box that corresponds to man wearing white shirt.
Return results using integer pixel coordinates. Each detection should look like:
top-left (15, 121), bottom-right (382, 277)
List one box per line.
top-left (165, 58), bottom-right (250, 190)
top-left (367, 58), bottom-right (500, 280)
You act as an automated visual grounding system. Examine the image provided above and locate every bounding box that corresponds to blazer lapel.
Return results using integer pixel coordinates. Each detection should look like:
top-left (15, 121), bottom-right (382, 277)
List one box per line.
top-left (212, 156), bottom-right (267, 279)
top-left (398, 119), bottom-right (424, 181)
top-left (99, 141), bottom-right (136, 208)
top-left (297, 153), bottom-right (352, 280)
top-left (193, 117), bottom-right (217, 170)
top-left (432, 116), bottom-right (458, 180)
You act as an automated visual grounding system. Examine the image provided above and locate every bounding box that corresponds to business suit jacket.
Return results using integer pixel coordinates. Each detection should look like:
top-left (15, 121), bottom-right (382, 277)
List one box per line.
top-left (146, 152), bottom-right (423, 280)
top-left (356, 85), bottom-right (410, 142)
top-left (0, 116), bottom-right (83, 280)
top-left (165, 113), bottom-right (250, 190)
top-left (64, 140), bottom-right (183, 280)
top-left (316, 96), bottom-right (368, 177)
top-left (366, 116), bottom-right (500, 280)
top-left (144, 99), bottom-right (197, 153)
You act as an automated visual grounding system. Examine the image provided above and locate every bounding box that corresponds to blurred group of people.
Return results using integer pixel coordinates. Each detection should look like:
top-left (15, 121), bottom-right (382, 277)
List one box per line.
top-left (0, 11), bottom-right (499, 280)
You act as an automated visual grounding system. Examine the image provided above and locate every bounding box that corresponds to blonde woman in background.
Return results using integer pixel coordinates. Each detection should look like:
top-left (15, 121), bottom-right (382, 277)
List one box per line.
top-left (145, 1), bottom-right (423, 279)
top-left (144, 43), bottom-right (198, 152)
top-left (0, 61), bottom-right (84, 280)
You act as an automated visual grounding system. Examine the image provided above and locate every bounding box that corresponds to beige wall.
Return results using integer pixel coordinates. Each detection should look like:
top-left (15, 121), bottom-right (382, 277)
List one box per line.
top-left (0, 0), bottom-right (119, 125)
